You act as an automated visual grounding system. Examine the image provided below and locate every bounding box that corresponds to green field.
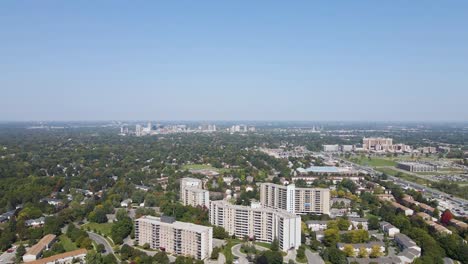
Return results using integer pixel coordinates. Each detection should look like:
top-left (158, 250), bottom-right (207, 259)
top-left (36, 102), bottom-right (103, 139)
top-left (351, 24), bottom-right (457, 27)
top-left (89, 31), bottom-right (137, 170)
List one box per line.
top-left (375, 167), bottom-right (430, 185)
top-left (223, 239), bottom-right (241, 263)
top-left (349, 157), bottom-right (397, 167)
top-left (58, 235), bottom-right (78, 251)
top-left (182, 164), bottom-right (231, 173)
top-left (82, 222), bottom-right (113, 237)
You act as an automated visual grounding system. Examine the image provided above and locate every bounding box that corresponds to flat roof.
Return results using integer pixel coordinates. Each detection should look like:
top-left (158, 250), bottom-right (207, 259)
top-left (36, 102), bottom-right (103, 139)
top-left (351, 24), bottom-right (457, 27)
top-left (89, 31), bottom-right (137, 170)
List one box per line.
top-left (137, 216), bottom-right (212, 233)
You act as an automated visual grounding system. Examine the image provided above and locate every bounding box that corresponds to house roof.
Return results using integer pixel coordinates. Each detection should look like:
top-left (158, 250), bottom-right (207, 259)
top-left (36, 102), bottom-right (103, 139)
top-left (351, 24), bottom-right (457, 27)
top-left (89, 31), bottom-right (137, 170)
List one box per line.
top-left (27, 249), bottom-right (87, 264)
top-left (25, 234), bottom-right (56, 256)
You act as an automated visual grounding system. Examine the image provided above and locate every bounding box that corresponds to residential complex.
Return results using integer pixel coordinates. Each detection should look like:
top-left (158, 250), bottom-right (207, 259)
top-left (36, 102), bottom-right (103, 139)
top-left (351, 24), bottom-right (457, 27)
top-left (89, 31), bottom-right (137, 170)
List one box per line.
top-left (259, 183), bottom-right (330, 215)
top-left (209, 200), bottom-right (301, 251)
top-left (180, 177), bottom-right (209, 208)
top-left (23, 234), bottom-right (56, 262)
top-left (362, 137), bottom-right (412, 153)
top-left (135, 216), bottom-right (213, 260)
top-left (27, 249), bottom-right (87, 264)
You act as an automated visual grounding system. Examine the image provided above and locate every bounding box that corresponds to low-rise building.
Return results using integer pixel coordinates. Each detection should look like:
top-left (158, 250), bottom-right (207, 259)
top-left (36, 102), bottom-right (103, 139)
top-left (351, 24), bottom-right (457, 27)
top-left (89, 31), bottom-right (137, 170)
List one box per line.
top-left (397, 162), bottom-right (436, 173)
top-left (448, 218), bottom-right (468, 231)
top-left (380, 221), bottom-right (400, 237)
top-left (337, 241), bottom-right (385, 255)
top-left (394, 233), bottom-right (421, 263)
top-left (349, 217), bottom-right (368, 230)
top-left (390, 202), bottom-right (414, 216)
top-left (120, 199), bottom-right (132, 207)
top-left (27, 249), bottom-right (87, 264)
top-left (306, 220), bottom-right (329, 231)
top-left (25, 217), bottom-right (45, 228)
top-left (23, 234), bottom-right (56, 262)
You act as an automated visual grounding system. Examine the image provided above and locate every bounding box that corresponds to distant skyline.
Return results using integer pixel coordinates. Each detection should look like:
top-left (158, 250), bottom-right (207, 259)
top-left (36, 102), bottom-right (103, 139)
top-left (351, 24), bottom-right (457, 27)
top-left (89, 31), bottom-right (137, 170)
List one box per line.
top-left (1, 1), bottom-right (468, 121)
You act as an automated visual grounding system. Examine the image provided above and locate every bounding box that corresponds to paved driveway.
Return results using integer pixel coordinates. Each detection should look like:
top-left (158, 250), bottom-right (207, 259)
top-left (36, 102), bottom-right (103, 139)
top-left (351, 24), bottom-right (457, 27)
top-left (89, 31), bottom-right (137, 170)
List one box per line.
top-left (0, 249), bottom-right (16, 264)
top-left (87, 231), bottom-right (115, 256)
top-left (305, 248), bottom-right (324, 264)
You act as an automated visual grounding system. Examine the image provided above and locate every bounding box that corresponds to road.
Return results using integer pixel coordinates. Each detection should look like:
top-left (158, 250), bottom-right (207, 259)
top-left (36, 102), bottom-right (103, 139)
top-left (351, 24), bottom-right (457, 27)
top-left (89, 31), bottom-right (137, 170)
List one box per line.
top-left (231, 244), bottom-right (249, 264)
top-left (339, 157), bottom-right (468, 216)
top-left (0, 248), bottom-right (16, 264)
top-left (87, 231), bottom-right (115, 256)
top-left (305, 248), bottom-right (324, 264)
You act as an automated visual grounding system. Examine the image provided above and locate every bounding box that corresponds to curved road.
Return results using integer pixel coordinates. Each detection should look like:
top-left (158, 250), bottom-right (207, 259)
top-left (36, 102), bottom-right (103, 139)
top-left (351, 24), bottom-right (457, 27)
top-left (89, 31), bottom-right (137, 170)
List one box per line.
top-left (87, 231), bottom-right (115, 256)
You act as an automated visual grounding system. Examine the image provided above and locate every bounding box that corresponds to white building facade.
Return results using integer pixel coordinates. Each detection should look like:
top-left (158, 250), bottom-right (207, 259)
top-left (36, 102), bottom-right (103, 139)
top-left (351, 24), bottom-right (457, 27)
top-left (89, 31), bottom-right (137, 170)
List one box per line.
top-left (135, 216), bottom-right (212, 260)
top-left (260, 183), bottom-right (330, 215)
top-left (209, 200), bottom-right (301, 251)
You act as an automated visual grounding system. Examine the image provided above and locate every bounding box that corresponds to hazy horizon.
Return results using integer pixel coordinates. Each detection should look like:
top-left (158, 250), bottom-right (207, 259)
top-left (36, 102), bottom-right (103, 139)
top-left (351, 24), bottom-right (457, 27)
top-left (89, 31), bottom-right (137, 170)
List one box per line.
top-left (1, 1), bottom-right (468, 121)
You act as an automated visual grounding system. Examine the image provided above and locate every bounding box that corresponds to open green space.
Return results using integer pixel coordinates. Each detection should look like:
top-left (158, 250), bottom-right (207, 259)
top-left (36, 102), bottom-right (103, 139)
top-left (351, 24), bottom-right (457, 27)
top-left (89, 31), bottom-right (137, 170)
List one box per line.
top-left (254, 241), bottom-right (272, 250)
top-left (82, 222), bottom-right (113, 237)
top-left (182, 164), bottom-right (231, 173)
top-left (223, 239), bottom-right (241, 264)
top-left (58, 234), bottom-right (78, 251)
top-left (348, 157), bottom-right (397, 167)
top-left (376, 167), bottom-right (430, 185)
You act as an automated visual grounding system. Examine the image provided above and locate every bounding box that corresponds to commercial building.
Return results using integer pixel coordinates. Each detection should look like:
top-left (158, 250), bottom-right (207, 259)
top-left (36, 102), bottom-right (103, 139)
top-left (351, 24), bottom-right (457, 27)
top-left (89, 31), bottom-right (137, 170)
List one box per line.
top-left (135, 216), bottom-right (212, 260)
top-left (323, 145), bottom-right (340, 152)
top-left (23, 234), bottom-right (56, 262)
top-left (27, 249), bottom-right (87, 264)
top-left (397, 162), bottom-right (436, 173)
top-left (295, 166), bottom-right (364, 183)
top-left (260, 183), bottom-right (330, 215)
top-left (209, 200), bottom-right (301, 251)
top-left (180, 178), bottom-right (209, 208)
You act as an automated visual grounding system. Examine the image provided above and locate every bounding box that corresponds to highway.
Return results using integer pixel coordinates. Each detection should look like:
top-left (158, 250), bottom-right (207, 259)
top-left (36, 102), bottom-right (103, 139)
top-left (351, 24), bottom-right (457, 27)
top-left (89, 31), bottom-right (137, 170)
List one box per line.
top-left (339, 157), bottom-right (468, 216)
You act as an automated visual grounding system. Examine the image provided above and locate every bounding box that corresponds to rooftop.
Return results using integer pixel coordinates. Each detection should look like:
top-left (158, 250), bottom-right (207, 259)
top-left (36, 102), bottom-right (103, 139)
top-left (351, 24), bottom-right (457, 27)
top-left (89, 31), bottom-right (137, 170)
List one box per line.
top-left (25, 234), bottom-right (56, 256)
top-left (27, 249), bottom-right (87, 264)
top-left (137, 216), bottom-right (212, 233)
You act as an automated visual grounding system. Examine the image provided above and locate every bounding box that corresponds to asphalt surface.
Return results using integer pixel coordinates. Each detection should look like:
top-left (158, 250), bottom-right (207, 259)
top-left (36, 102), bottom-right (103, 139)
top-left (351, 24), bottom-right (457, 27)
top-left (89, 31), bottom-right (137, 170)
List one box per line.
top-left (305, 248), bottom-right (324, 264)
top-left (87, 231), bottom-right (114, 255)
top-left (0, 248), bottom-right (16, 264)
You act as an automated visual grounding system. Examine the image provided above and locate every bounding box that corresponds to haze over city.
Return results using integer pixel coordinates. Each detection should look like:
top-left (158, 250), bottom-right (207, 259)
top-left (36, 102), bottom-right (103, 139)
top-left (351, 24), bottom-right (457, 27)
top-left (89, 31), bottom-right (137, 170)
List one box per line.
top-left (1, 1), bottom-right (468, 121)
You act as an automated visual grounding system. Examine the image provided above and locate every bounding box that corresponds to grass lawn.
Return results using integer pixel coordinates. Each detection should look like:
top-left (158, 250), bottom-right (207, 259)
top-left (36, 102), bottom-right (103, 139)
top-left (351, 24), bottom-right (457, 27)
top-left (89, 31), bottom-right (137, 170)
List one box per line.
top-left (82, 222), bottom-right (113, 237)
top-left (376, 167), bottom-right (430, 186)
top-left (348, 157), bottom-right (397, 167)
top-left (58, 234), bottom-right (77, 251)
top-left (296, 256), bottom-right (307, 263)
top-left (182, 164), bottom-right (231, 173)
top-left (223, 239), bottom-right (241, 263)
top-left (254, 242), bottom-right (272, 250)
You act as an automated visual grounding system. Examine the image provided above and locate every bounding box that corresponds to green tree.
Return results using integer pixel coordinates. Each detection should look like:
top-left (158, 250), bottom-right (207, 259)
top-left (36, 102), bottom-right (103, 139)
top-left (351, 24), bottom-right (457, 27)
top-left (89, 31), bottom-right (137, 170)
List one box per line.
top-left (271, 237), bottom-right (279, 251)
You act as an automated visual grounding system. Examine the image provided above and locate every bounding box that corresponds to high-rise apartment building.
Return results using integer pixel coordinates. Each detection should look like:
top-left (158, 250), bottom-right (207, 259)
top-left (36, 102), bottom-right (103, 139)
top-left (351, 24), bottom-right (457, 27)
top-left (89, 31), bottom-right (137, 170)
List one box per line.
top-left (209, 200), bottom-right (301, 251)
top-left (180, 178), bottom-right (209, 208)
top-left (135, 216), bottom-right (213, 260)
top-left (260, 183), bottom-right (330, 215)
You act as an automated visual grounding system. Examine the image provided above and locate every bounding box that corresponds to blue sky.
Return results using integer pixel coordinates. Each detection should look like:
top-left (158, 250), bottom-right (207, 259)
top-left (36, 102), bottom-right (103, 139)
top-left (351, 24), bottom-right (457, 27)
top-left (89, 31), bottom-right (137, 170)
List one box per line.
top-left (1, 1), bottom-right (467, 121)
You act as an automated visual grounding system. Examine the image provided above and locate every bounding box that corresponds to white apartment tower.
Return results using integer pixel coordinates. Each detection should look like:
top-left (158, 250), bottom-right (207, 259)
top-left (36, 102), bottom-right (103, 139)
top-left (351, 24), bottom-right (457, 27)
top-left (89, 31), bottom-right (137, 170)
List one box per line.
top-left (180, 178), bottom-right (209, 208)
top-left (209, 200), bottom-right (301, 251)
top-left (260, 183), bottom-right (330, 215)
top-left (135, 216), bottom-right (213, 260)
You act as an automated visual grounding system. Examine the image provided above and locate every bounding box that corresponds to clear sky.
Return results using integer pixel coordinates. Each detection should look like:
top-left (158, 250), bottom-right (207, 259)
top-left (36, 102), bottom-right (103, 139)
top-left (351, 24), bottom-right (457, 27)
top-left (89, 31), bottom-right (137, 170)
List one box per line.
top-left (1, 1), bottom-right (467, 121)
